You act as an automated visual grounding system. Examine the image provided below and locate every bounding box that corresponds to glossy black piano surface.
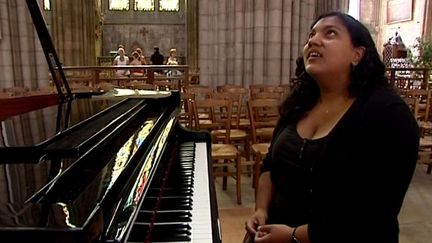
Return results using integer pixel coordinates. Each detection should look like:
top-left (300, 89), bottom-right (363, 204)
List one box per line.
top-left (0, 92), bottom-right (221, 243)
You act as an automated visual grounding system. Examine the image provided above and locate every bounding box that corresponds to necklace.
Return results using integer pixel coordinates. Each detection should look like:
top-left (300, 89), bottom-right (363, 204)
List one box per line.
top-left (318, 97), bottom-right (354, 115)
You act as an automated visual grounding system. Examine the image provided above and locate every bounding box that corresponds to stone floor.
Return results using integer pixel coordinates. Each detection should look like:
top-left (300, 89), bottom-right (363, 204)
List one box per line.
top-left (215, 164), bottom-right (432, 243)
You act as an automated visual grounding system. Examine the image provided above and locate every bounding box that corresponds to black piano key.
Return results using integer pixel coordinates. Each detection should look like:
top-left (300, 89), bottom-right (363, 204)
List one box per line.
top-left (127, 223), bottom-right (191, 242)
top-left (137, 210), bottom-right (192, 223)
top-left (147, 187), bottom-right (193, 197)
top-left (141, 197), bottom-right (193, 211)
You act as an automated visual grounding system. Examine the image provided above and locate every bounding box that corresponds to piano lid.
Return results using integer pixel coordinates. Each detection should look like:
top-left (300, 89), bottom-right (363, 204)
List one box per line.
top-left (0, 98), bottom-right (123, 163)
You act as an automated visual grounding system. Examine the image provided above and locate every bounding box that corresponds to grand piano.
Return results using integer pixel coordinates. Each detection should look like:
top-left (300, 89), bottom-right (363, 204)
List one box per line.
top-left (0, 1), bottom-right (221, 243)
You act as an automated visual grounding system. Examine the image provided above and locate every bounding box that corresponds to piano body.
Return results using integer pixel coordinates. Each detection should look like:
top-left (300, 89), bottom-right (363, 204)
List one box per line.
top-left (0, 91), bottom-right (221, 243)
top-left (0, 1), bottom-right (221, 242)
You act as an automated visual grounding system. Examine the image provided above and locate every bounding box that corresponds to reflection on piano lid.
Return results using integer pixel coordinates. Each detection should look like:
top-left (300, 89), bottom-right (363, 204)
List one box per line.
top-left (0, 98), bottom-right (122, 163)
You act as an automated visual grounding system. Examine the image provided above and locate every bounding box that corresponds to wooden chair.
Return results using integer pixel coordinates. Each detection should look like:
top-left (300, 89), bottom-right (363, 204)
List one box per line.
top-left (405, 89), bottom-right (431, 121)
top-left (253, 91), bottom-right (283, 101)
top-left (403, 96), bottom-right (420, 120)
top-left (194, 98), bottom-right (242, 204)
top-left (223, 87), bottom-right (250, 129)
top-left (418, 150), bottom-right (432, 174)
top-left (179, 92), bottom-right (195, 128)
top-left (212, 92), bottom-right (250, 161)
top-left (247, 98), bottom-right (280, 188)
top-left (186, 86), bottom-right (214, 125)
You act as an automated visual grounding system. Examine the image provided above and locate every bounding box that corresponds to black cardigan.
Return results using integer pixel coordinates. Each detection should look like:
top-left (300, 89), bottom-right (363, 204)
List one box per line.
top-left (262, 86), bottom-right (419, 243)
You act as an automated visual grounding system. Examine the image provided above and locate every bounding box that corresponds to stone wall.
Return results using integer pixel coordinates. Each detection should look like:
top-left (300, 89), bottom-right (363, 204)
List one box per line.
top-left (103, 24), bottom-right (186, 62)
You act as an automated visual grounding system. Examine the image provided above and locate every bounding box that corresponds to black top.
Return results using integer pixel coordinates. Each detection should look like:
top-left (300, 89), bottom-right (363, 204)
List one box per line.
top-left (265, 125), bottom-right (327, 226)
top-left (262, 86), bottom-right (419, 243)
top-left (151, 51), bottom-right (165, 65)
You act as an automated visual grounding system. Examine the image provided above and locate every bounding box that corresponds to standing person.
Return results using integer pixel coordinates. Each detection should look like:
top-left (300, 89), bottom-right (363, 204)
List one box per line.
top-left (150, 46), bottom-right (164, 65)
top-left (245, 11), bottom-right (419, 243)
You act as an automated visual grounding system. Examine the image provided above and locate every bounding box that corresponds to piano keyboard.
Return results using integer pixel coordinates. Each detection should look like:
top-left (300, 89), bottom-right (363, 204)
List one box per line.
top-left (190, 142), bottom-right (213, 243)
top-left (126, 141), bottom-right (214, 243)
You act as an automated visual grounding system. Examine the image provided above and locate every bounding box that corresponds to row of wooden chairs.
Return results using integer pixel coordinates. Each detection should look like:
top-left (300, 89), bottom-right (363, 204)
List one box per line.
top-left (179, 88), bottom-right (280, 204)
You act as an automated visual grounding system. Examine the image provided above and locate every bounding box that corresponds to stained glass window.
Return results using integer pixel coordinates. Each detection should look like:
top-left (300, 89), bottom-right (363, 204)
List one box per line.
top-left (135, 0), bottom-right (155, 11)
top-left (109, 0), bottom-right (130, 11)
top-left (43, 0), bottom-right (50, 10)
top-left (159, 0), bottom-right (179, 12)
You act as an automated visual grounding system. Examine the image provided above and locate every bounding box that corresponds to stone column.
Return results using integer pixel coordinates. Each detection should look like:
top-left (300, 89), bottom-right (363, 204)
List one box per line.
top-left (52, 0), bottom-right (96, 66)
top-left (187, 0), bottom-right (199, 72)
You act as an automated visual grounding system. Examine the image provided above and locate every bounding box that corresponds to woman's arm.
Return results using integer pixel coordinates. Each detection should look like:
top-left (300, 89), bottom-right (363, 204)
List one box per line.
top-left (255, 172), bottom-right (273, 212)
top-left (246, 172), bottom-right (273, 235)
top-left (254, 224), bottom-right (311, 243)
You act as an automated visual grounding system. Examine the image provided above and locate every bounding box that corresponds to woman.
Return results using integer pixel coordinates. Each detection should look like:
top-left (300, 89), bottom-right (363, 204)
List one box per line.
top-left (129, 51), bottom-right (145, 77)
top-left (113, 47), bottom-right (129, 77)
top-left (135, 47), bottom-right (147, 65)
top-left (245, 11), bottom-right (419, 243)
top-left (166, 48), bottom-right (179, 65)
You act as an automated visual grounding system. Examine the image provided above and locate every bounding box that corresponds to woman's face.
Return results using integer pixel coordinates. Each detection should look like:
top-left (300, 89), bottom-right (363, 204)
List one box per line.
top-left (303, 16), bottom-right (364, 80)
top-left (118, 49), bottom-right (125, 56)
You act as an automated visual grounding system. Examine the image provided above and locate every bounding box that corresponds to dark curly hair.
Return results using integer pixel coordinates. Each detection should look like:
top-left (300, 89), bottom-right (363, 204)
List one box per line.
top-left (279, 11), bottom-right (389, 122)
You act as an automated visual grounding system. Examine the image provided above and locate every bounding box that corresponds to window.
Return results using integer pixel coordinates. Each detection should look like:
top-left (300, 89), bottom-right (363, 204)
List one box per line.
top-left (348, 0), bottom-right (360, 20)
top-left (44, 0), bottom-right (51, 10)
top-left (134, 0), bottom-right (155, 11)
top-left (109, 0), bottom-right (130, 11)
top-left (159, 0), bottom-right (179, 12)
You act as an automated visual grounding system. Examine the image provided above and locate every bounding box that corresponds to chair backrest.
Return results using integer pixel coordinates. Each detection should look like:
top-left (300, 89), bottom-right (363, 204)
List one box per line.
top-left (224, 87), bottom-right (250, 123)
top-left (194, 98), bottom-right (233, 143)
top-left (179, 92), bottom-right (195, 128)
top-left (185, 86), bottom-right (214, 101)
top-left (253, 91), bottom-right (282, 101)
top-left (213, 91), bottom-right (245, 127)
top-left (216, 84), bottom-right (242, 92)
top-left (405, 89), bottom-right (432, 121)
top-left (247, 98), bottom-right (280, 143)
top-left (403, 96), bottom-right (419, 119)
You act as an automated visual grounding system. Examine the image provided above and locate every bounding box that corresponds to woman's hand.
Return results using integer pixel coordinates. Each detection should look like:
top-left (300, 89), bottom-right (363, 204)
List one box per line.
top-left (254, 224), bottom-right (292, 243)
top-left (245, 209), bottom-right (268, 236)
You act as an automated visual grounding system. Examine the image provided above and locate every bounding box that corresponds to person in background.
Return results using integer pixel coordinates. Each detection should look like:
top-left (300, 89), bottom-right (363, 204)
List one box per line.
top-left (129, 51), bottom-right (145, 77)
top-left (150, 46), bottom-right (164, 65)
top-left (245, 11), bottom-right (419, 243)
top-left (166, 48), bottom-right (179, 65)
top-left (135, 47), bottom-right (147, 65)
top-left (113, 47), bottom-right (129, 77)
top-left (112, 44), bottom-right (127, 60)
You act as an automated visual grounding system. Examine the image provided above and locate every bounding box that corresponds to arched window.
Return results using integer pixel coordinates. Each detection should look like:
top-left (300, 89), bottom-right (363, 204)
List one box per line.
top-left (44, 0), bottom-right (50, 10)
top-left (159, 0), bottom-right (179, 12)
top-left (134, 0), bottom-right (155, 11)
top-left (348, 0), bottom-right (360, 20)
top-left (109, 0), bottom-right (129, 11)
